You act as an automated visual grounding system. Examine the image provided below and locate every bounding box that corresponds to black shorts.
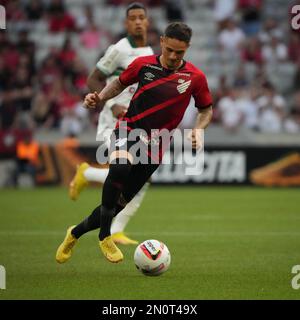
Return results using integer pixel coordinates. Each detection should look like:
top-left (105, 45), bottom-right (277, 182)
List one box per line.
top-left (109, 128), bottom-right (159, 165)
top-left (121, 162), bottom-right (159, 202)
top-left (109, 128), bottom-right (159, 202)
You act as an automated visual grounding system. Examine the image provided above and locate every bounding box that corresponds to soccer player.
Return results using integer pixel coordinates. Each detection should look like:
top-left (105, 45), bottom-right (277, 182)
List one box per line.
top-left (69, 2), bottom-right (153, 245)
top-left (56, 22), bottom-right (213, 264)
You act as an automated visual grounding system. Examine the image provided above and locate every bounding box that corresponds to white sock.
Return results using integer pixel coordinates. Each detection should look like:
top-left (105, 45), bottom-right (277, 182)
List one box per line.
top-left (111, 182), bottom-right (149, 234)
top-left (110, 212), bottom-right (131, 235)
top-left (83, 167), bottom-right (109, 183)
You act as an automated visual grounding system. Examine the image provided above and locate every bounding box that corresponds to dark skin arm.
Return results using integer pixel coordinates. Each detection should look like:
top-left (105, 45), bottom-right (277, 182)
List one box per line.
top-left (86, 68), bottom-right (107, 109)
top-left (87, 68), bottom-right (107, 93)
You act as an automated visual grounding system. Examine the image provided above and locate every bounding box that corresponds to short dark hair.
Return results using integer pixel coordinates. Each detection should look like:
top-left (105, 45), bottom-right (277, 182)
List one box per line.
top-left (164, 22), bottom-right (192, 43)
top-left (126, 2), bottom-right (147, 16)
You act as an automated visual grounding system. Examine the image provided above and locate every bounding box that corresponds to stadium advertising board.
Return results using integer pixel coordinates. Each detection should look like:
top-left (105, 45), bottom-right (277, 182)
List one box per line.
top-left (152, 147), bottom-right (300, 186)
top-left (1, 142), bottom-right (298, 186)
top-left (14, 145), bottom-right (298, 187)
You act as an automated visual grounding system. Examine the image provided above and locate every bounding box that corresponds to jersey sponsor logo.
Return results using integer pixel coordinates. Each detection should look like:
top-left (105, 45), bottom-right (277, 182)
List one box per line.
top-left (146, 64), bottom-right (163, 71)
top-left (144, 72), bottom-right (155, 81)
top-left (115, 138), bottom-right (127, 147)
top-left (177, 80), bottom-right (191, 94)
top-left (175, 72), bottom-right (191, 77)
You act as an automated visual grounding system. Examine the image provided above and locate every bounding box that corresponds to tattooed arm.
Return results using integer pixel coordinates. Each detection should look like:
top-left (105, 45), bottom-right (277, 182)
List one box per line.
top-left (84, 78), bottom-right (127, 110)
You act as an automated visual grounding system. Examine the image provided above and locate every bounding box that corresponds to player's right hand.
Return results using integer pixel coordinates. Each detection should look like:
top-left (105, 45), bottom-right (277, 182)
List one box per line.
top-left (84, 92), bottom-right (101, 109)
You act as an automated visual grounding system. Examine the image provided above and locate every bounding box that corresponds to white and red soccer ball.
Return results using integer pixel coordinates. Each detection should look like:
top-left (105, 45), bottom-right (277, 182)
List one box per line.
top-left (134, 239), bottom-right (171, 276)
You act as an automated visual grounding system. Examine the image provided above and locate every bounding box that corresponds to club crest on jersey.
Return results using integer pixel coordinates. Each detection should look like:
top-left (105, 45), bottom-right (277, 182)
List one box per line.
top-left (177, 80), bottom-right (191, 94)
top-left (144, 72), bottom-right (155, 81)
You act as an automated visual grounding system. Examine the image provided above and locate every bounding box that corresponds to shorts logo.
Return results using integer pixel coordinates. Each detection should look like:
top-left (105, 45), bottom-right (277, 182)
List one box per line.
top-left (177, 80), bottom-right (191, 94)
top-left (144, 72), bottom-right (155, 81)
top-left (115, 138), bottom-right (127, 147)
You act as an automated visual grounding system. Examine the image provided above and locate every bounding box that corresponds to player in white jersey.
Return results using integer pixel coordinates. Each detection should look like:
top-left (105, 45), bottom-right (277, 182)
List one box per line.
top-left (68, 3), bottom-right (153, 245)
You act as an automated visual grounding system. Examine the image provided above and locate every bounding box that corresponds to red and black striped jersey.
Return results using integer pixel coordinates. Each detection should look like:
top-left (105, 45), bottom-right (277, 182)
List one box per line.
top-left (118, 54), bottom-right (212, 133)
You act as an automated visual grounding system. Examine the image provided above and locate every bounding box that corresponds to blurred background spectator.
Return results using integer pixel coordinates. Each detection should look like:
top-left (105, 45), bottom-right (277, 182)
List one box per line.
top-left (25, 0), bottom-right (45, 21)
top-left (213, 0), bottom-right (237, 30)
top-left (0, 0), bottom-right (299, 161)
top-left (239, 0), bottom-right (262, 36)
top-left (165, 0), bottom-right (184, 22)
top-left (14, 133), bottom-right (39, 187)
top-left (47, 0), bottom-right (76, 33)
top-left (256, 83), bottom-right (286, 133)
top-left (218, 19), bottom-right (246, 61)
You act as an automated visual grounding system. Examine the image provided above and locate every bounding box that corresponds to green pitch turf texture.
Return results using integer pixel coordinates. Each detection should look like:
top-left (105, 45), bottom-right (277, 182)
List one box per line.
top-left (0, 186), bottom-right (299, 300)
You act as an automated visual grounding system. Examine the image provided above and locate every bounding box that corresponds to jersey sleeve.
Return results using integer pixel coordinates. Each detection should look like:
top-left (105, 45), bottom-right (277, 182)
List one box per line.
top-left (192, 72), bottom-right (213, 109)
top-left (96, 44), bottom-right (122, 76)
top-left (119, 57), bottom-right (143, 86)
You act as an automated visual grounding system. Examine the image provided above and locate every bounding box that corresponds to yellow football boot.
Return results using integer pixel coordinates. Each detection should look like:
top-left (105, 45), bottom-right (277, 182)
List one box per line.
top-left (69, 162), bottom-right (89, 200)
top-left (56, 226), bottom-right (77, 264)
top-left (112, 232), bottom-right (138, 245)
top-left (99, 236), bottom-right (124, 263)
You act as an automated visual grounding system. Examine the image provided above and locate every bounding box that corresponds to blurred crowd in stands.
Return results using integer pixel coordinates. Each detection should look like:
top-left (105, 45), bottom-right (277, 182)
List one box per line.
top-left (213, 0), bottom-right (300, 134)
top-left (0, 0), bottom-right (300, 155)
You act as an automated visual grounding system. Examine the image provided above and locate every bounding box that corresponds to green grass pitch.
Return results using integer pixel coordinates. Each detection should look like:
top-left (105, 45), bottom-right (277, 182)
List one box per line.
top-left (0, 186), bottom-right (300, 300)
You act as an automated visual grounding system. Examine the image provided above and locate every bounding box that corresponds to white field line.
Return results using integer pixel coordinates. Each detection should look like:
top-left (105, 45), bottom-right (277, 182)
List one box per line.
top-left (0, 230), bottom-right (300, 237)
top-left (187, 215), bottom-right (300, 221)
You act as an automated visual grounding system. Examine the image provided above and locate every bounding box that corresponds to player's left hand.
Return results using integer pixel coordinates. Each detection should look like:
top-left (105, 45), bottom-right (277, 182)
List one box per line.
top-left (187, 128), bottom-right (203, 150)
